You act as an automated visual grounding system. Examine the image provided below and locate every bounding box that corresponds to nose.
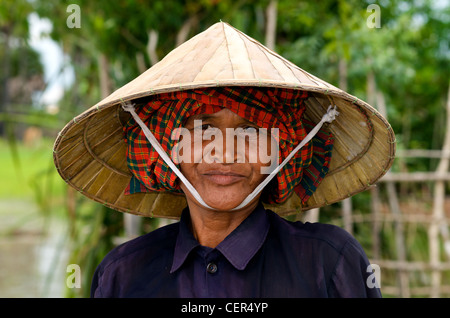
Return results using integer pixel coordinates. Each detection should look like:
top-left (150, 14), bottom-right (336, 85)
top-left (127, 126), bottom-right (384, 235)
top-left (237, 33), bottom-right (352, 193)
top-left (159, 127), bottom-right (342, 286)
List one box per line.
top-left (203, 129), bottom-right (244, 164)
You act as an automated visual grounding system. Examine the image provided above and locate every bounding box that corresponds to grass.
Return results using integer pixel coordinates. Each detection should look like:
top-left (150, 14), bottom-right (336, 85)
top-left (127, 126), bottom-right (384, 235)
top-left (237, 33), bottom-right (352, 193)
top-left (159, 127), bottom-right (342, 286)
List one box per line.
top-left (0, 137), bottom-right (66, 201)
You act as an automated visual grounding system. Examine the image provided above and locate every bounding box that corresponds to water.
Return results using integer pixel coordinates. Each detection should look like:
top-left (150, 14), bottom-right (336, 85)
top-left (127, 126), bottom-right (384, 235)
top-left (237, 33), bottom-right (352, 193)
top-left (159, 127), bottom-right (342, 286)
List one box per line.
top-left (0, 200), bottom-right (69, 297)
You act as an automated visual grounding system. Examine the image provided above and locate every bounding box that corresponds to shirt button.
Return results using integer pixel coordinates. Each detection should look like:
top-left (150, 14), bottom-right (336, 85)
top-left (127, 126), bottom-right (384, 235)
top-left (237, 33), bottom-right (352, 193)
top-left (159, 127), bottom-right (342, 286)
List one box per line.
top-left (206, 262), bottom-right (218, 274)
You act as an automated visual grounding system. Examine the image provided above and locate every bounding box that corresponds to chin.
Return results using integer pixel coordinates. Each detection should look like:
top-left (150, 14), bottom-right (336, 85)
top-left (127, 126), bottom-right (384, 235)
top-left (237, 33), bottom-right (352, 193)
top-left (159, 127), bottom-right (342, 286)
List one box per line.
top-left (205, 201), bottom-right (242, 212)
top-left (193, 186), bottom-right (247, 211)
top-left (181, 181), bottom-right (257, 212)
top-left (202, 195), bottom-right (245, 211)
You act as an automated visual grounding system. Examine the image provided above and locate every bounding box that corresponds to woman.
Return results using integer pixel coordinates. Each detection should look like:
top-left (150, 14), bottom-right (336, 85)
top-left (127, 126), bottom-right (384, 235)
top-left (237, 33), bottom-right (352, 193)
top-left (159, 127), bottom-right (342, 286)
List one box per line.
top-left (53, 22), bottom-right (395, 297)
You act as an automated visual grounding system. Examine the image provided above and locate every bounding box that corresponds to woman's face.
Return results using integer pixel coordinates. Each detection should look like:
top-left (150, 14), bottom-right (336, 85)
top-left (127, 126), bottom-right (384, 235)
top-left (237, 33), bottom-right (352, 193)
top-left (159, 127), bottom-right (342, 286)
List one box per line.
top-left (179, 108), bottom-right (275, 211)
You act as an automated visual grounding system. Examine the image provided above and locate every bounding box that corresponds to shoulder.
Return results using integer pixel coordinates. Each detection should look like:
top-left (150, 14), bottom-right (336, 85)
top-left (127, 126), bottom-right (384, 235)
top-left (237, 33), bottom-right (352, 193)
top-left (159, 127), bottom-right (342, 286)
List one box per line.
top-left (98, 221), bottom-right (179, 272)
top-left (91, 222), bottom-right (180, 297)
top-left (266, 209), bottom-right (359, 254)
top-left (266, 210), bottom-right (380, 297)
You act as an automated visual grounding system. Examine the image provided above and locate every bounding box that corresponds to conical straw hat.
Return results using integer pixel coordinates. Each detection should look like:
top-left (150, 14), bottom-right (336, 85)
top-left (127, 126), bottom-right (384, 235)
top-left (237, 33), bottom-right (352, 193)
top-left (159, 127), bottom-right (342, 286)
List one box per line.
top-left (53, 22), bottom-right (395, 219)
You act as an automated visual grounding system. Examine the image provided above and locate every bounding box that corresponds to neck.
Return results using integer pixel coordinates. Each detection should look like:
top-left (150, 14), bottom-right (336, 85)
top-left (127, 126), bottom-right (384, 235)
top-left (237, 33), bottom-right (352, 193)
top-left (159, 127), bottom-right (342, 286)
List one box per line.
top-left (187, 199), bottom-right (259, 248)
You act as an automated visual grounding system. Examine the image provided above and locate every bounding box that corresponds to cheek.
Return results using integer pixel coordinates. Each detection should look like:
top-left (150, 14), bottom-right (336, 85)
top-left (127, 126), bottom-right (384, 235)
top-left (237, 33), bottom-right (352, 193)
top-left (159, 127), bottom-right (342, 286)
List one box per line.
top-left (172, 131), bottom-right (205, 164)
top-left (251, 133), bottom-right (278, 175)
top-left (249, 164), bottom-right (267, 186)
top-left (179, 162), bottom-right (196, 182)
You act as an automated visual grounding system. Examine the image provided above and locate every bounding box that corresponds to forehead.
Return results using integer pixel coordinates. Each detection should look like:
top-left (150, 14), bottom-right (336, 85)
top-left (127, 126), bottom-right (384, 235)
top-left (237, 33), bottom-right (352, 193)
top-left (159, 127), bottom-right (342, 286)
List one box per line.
top-left (184, 108), bottom-right (254, 125)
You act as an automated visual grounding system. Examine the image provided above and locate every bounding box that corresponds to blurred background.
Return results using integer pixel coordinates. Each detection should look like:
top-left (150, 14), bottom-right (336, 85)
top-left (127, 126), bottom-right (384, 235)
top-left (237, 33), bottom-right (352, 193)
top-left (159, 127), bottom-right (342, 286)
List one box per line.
top-left (0, 0), bottom-right (449, 298)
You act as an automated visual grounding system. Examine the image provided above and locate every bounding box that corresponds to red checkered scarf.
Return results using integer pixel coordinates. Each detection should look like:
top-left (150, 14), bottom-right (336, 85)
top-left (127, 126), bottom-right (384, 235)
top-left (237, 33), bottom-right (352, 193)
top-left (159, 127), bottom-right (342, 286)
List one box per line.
top-left (123, 87), bottom-right (334, 205)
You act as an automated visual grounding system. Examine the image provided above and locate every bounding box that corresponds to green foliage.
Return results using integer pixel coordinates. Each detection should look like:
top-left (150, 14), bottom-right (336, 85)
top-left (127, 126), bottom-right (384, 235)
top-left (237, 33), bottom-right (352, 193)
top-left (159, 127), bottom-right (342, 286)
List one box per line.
top-left (0, 138), bottom-right (65, 201)
top-left (1, 0), bottom-right (448, 297)
top-left (65, 204), bottom-right (124, 298)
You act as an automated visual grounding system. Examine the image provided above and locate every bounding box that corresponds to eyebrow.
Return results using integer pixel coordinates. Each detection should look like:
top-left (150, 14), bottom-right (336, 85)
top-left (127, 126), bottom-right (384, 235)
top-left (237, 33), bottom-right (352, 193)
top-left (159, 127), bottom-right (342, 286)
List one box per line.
top-left (187, 114), bottom-right (214, 121)
top-left (185, 113), bottom-right (257, 126)
top-left (183, 114), bottom-right (213, 127)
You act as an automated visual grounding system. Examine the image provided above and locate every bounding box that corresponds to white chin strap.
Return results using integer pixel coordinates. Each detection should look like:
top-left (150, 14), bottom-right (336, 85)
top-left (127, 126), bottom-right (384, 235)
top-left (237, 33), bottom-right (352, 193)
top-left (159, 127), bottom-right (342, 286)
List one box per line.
top-left (122, 101), bottom-right (338, 211)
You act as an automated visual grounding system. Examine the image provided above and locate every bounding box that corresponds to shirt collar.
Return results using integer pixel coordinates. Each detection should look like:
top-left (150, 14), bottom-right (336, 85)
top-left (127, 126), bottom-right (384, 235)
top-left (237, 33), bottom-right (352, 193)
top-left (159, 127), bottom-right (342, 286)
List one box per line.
top-left (170, 203), bottom-right (270, 273)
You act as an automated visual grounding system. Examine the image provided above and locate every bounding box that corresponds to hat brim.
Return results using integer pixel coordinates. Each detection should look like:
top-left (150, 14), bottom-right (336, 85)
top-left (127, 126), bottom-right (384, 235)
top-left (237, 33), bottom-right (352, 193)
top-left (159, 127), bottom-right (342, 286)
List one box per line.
top-left (53, 84), bottom-right (394, 218)
top-left (53, 22), bottom-right (395, 218)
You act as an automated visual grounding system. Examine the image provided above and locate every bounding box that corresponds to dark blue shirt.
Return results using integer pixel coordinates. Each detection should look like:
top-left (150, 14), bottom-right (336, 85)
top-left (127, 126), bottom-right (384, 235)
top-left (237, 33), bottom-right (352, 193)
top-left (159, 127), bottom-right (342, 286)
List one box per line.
top-left (91, 204), bottom-right (381, 297)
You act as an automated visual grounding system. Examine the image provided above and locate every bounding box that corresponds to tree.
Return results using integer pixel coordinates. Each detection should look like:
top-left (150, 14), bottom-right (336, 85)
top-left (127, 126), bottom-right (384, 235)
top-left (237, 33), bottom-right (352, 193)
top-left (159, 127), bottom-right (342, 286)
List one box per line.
top-left (29, 0), bottom-right (450, 297)
top-left (0, 0), bottom-right (44, 136)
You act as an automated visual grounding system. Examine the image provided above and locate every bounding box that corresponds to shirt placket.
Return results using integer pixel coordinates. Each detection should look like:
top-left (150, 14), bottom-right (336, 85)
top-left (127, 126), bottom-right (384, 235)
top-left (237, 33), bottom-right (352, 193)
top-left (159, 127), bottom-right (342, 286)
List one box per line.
top-left (203, 249), bottom-right (221, 297)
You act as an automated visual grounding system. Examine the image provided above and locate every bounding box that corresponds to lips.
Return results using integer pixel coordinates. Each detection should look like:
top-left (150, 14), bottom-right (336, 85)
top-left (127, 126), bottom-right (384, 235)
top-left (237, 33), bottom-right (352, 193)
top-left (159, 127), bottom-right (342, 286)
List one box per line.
top-left (202, 170), bottom-right (247, 185)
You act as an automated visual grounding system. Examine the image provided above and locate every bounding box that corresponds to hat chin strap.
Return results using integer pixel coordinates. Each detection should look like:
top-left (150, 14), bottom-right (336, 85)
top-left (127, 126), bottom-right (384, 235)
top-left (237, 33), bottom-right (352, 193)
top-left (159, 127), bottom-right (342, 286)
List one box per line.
top-left (122, 101), bottom-right (338, 212)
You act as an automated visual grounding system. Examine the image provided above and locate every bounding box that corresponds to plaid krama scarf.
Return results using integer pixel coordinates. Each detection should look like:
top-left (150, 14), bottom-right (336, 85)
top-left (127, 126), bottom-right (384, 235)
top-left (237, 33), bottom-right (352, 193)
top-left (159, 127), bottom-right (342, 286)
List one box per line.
top-left (123, 87), bottom-right (334, 205)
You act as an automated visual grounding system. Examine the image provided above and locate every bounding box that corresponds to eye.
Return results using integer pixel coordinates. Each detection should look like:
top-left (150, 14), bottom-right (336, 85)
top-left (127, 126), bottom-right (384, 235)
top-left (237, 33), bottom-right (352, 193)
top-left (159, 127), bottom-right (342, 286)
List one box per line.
top-left (202, 125), bottom-right (220, 139)
top-left (242, 126), bottom-right (257, 134)
top-left (191, 123), bottom-right (213, 130)
top-left (236, 126), bottom-right (258, 139)
top-left (201, 124), bottom-right (213, 130)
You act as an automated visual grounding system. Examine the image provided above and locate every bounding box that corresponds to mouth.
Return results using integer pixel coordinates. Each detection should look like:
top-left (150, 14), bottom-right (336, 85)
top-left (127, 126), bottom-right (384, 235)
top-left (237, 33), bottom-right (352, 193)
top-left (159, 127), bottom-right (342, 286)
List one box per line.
top-left (202, 170), bottom-right (246, 185)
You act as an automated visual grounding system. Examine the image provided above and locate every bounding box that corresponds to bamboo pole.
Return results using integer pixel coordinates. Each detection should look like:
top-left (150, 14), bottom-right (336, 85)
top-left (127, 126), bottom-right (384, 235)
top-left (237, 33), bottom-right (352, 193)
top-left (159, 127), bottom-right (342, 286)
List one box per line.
top-left (265, 0), bottom-right (277, 51)
top-left (380, 172), bottom-right (450, 182)
top-left (396, 149), bottom-right (450, 159)
top-left (351, 212), bottom-right (450, 224)
top-left (339, 57), bottom-right (353, 233)
top-left (439, 86), bottom-right (450, 262)
top-left (429, 83), bottom-right (450, 297)
top-left (98, 54), bottom-right (113, 100)
top-left (369, 73), bottom-right (410, 297)
top-left (370, 187), bottom-right (381, 260)
top-left (136, 52), bottom-right (147, 73)
top-left (372, 259), bottom-right (450, 271)
top-left (99, 53), bottom-right (143, 239)
top-left (147, 29), bottom-right (159, 66)
top-left (386, 181), bottom-right (410, 297)
top-left (176, 16), bottom-right (198, 46)
top-left (302, 208), bottom-right (320, 223)
top-left (342, 198), bottom-right (352, 234)
top-left (381, 285), bottom-right (450, 297)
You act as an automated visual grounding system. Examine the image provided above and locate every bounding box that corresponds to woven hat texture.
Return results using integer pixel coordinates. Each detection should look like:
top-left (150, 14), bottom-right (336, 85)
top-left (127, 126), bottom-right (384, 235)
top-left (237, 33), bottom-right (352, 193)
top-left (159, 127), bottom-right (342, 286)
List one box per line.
top-left (53, 22), bottom-right (395, 218)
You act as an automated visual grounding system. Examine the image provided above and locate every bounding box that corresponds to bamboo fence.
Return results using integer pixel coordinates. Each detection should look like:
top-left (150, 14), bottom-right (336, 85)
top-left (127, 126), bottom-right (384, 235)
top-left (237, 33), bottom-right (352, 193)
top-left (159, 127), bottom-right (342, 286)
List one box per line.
top-left (95, 8), bottom-right (448, 297)
top-left (305, 85), bottom-right (450, 298)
